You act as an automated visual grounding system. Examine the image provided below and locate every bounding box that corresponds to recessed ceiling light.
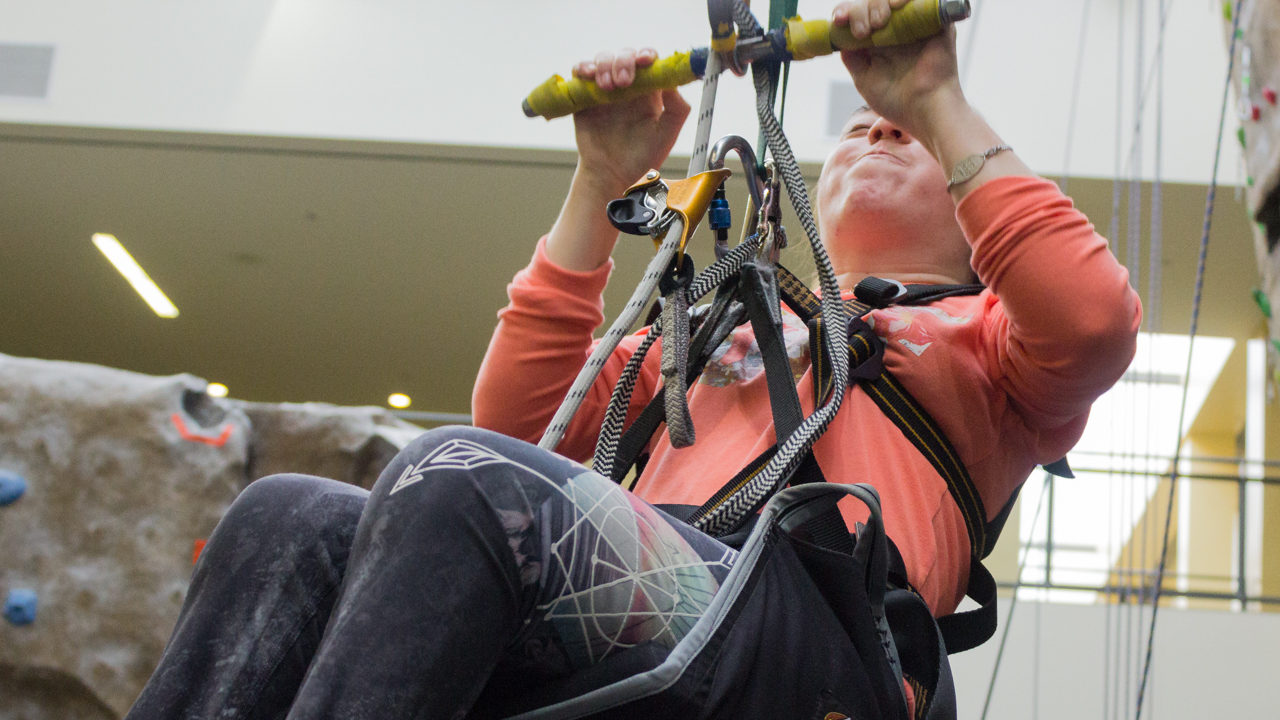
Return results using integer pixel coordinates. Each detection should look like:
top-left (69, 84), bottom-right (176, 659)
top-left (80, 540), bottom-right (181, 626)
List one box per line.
top-left (206, 383), bottom-right (229, 398)
top-left (92, 233), bottom-right (179, 318)
top-left (388, 393), bottom-right (411, 409)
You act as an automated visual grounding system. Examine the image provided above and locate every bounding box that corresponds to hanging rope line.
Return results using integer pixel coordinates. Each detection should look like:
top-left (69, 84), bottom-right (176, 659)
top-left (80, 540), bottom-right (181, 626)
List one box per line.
top-left (979, 474), bottom-right (1051, 720)
top-left (1058, 0), bottom-right (1093, 195)
top-left (1133, 2), bottom-right (1245, 717)
top-left (960, 0), bottom-right (987, 84)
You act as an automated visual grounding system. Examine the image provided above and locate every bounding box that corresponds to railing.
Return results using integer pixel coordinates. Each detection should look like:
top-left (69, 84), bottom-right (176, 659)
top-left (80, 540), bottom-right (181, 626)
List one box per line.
top-left (1003, 452), bottom-right (1280, 609)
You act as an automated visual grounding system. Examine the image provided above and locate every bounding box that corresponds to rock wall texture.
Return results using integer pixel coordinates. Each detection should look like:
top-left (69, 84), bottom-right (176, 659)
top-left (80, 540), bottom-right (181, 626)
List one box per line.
top-left (1227, 1), bottom-right (1280, 346)
top-left (0, 354), bottom-right (426, 720)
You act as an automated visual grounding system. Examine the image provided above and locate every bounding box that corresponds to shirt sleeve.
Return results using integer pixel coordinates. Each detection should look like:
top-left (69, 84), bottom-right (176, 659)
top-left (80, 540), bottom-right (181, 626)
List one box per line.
top-left (957, 176), bottom-right (1142, 461)
top-left (471, 236), bottom-right (663, 462)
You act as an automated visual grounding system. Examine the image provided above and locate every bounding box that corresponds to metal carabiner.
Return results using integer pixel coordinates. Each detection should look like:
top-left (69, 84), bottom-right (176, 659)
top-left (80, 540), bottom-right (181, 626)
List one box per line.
top-left (756, 160), bottom-right (785, 264)
top-left (707, 135), bottom-right (765, 212)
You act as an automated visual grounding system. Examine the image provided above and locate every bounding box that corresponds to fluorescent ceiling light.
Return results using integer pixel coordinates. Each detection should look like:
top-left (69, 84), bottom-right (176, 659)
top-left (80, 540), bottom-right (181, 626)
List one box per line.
top-left (388, 393), bottom-right (411, 409)
top-left (206, 383), bottom-right (229, 398)
top-left (92, 233), bottom-right (179, 318)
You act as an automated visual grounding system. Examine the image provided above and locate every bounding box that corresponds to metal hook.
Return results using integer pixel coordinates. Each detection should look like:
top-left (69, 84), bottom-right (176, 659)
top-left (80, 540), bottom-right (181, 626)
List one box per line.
top-left (707, 135), bottom-right (765, 211)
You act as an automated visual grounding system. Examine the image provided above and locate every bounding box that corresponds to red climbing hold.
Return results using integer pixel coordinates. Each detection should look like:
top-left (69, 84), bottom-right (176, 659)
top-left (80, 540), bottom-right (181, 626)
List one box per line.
top-left (1265, 87), bottom-right (1278, 106)
top-left (171, 413), bottom-right (233, 448)
top-left (1252, 104), bottom-right (1262, 121)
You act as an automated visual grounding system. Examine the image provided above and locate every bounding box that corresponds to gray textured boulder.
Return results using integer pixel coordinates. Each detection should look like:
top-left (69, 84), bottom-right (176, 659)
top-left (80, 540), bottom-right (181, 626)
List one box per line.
top-left (0, 354), bottom-right (426, 719)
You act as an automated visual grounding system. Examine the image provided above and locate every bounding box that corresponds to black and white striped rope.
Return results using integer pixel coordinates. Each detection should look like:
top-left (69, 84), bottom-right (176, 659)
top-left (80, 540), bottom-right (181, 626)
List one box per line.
top-left (592, 234), bottom-right (763, 473)
top-left (691, 39), bottom-right (851, 537)
top-left (661, 283), bottom-right (696, 447)
top-left (539, 213), bottom-right (681, 452)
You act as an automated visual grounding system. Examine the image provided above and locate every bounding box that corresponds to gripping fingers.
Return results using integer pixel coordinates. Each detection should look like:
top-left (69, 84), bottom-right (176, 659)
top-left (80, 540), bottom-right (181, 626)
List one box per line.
top-left (612, 48), bottom-right (637, 88)
top-left (834, 1), bottom-right (872, 38)
top-left (595, 52), bottom-right (616, 90)
top-left (866, 0), bottom-right (893, 29)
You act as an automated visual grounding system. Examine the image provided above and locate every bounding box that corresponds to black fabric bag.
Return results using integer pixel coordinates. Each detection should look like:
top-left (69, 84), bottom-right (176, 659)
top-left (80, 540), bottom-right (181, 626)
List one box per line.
top-left (473, 484), bottom-right (956, 720)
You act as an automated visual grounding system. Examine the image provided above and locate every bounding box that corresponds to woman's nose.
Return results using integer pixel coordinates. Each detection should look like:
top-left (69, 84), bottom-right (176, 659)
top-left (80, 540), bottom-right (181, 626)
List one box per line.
top-left (868, 117), bottom-right (908, 144)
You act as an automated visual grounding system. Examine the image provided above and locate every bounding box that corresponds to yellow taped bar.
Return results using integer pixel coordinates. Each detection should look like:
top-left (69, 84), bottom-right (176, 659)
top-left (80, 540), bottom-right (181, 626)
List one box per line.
top-left (831, 0), bottom-right (944, 50)
top-left (785, 17), bottom-right (835, 61)
top-left (710, 20), bottom-right (737, 52)
top-left (523, 51), bottom-right (699, 120)
top-left (785, 0), bottom-right (946, 58)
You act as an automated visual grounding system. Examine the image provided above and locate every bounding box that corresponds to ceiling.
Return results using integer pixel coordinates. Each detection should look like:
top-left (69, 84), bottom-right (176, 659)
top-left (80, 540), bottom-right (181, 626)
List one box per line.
top-left (0, 122), bottom-right (1264, 416)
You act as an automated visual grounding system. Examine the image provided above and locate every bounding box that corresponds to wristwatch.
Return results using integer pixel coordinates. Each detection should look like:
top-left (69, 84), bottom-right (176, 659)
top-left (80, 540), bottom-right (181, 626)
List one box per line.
top-left (947, 145), bottom-right (1012, 190)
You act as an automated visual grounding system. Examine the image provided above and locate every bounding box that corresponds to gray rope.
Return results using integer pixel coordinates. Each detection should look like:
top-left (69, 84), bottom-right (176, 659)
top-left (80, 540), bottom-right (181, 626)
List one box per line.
top-left (661, 284), bottom-right (696, 447)
top-left (1058, 0), bottom-right (1092, 195)
top-left (980, 474), bottom-right (1051, 720)
top-left (539, 220), bottom-right (682, 451)
top-left (1134, 3), bottom-right (1244, 717)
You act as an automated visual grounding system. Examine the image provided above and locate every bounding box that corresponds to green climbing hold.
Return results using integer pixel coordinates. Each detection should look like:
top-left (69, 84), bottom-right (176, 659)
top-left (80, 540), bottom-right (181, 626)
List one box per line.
top-left (1239, 127), bottom-right (1247, 147)
top-left (1272, 339), bottom-right (1280, 356)
top-left (1248, 176), bottom-right (1256, 187)
top-left (1236, 28), bottom-right (1245, 39)
top-left (1224, 1), bottom-right (1233, 21)
top-left (1254, 289), bottom-right (1273, 319)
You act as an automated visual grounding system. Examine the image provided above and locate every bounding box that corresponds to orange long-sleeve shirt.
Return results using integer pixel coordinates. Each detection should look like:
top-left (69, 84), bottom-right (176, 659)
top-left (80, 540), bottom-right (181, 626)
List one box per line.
top-left (473, 176), bottom-right (1141, 616)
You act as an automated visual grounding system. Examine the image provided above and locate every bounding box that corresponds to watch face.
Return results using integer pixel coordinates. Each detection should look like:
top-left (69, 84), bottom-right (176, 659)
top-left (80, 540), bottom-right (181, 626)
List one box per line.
top-left (952, 154), bottom-right (985, 184)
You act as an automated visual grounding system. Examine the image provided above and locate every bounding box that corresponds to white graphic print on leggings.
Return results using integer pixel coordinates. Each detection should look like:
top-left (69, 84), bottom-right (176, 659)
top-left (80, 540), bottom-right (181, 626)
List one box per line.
top-left (394, 438), bottom-right (736, 671)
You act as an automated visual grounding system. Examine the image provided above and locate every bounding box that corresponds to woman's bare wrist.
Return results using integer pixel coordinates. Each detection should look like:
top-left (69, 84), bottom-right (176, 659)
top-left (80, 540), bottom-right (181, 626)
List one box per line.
top-left (544, 167), bottom-right (626, 272)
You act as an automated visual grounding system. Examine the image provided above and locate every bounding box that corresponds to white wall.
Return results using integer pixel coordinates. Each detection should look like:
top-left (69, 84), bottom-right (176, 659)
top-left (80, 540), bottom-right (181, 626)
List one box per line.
top-left (0, 0), bottom-right (1244, 184)
top-left (951, 600), bottom-right (1280, 719)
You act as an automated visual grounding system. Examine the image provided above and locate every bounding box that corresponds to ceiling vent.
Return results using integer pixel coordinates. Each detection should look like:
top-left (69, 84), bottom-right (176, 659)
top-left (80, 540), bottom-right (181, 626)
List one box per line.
top-left (0, 44), bottom-right (55, 99)
top-left (827, 80), bottom-right (864, 137)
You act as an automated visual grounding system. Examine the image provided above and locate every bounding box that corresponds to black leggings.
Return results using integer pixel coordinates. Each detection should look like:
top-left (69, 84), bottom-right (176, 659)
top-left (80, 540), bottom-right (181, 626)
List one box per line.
top-left (125, 426), bottom-right (735, 720)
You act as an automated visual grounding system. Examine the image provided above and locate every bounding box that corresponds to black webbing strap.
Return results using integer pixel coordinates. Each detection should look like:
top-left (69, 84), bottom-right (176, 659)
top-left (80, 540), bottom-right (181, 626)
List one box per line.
top-left (716, 261), bottom-right (852, 552)
top-left (935, 558), bottom-right (998, 654)
top-left (776, 267), bottom-right (991, 560)
top-left (774, 267), bottom-right (1002, 654)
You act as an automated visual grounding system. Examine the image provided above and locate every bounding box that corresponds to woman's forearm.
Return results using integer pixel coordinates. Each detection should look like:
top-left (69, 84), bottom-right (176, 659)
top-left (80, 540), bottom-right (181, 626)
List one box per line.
top-left (544, 166), bottom-right (629, 272)
top-left (914, 91), bottom-right (1036, 202)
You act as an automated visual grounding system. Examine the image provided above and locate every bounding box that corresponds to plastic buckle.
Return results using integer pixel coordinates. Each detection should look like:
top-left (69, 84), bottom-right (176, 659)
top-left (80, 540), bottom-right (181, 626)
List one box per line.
top-left (853, 277), bottom-right (907, 308)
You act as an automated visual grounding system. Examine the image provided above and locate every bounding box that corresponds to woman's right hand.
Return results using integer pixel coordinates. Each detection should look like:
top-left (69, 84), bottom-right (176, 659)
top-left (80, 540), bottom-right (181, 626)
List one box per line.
top-left (544, 49), bottom-right (691, 272)
top-left (570, 48), bottom-right (691, 194)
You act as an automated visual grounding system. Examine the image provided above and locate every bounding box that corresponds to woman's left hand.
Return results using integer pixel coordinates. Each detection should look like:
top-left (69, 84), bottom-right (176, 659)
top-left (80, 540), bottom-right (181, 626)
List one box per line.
top-left (832, 0), bottom-right (966, 143)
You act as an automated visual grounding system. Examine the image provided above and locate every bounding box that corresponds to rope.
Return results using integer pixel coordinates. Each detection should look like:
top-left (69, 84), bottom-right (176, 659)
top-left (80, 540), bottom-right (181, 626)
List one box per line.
top-left (1059, 0), bottom-right (1093, 194)
top-left (592, 234), bottom-right (763, 472)
top-left (691, 10), bottom-right (851, 536)
top-left (544, 33), bottom-right (734, 453)
top-left (1133, 2), bottom-right (1245, 716)
top-left (980, 474), bottom-right (1051, 720)
top-left (661, 283), bottom-right (696, 447)
top-left (960, 0), bottom-right (987, 85)
top-left (539, 217), bottom-right (681, 451)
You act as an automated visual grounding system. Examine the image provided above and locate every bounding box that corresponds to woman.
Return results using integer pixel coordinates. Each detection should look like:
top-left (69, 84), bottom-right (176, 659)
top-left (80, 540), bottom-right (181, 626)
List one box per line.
top-left (126, 1), bottom-right (1140, 718)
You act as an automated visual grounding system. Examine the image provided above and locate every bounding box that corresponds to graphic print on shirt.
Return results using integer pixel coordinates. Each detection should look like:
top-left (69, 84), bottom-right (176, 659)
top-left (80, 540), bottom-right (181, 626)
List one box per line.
top-left (696, 304), bottom-right (975, 389)
top-left (700, 312), bottom-right (810, 387)
top-left (866, 305), bottom-right (973, 357)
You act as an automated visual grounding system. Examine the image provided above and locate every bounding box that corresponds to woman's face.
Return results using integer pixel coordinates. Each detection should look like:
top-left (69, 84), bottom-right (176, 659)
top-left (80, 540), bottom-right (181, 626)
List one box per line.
top-left (816, 108), bottom-right (965, 266)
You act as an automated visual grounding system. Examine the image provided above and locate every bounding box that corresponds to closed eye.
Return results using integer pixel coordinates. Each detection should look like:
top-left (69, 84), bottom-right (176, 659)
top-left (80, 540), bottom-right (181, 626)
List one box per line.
top-left (843, 124), bottom-right (871, 138)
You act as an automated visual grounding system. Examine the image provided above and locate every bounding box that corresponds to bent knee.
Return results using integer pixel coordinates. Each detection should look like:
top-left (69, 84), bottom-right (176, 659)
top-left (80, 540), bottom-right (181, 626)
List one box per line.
top-left (224, 473), bottom-right (367, 539)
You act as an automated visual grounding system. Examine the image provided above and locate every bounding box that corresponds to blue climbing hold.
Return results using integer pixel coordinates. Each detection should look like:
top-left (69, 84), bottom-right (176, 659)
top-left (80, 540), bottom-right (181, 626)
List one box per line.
top-left (0, 471), bottom-right (25, 506)
top-left (4, 588), bottom-right (37, 626)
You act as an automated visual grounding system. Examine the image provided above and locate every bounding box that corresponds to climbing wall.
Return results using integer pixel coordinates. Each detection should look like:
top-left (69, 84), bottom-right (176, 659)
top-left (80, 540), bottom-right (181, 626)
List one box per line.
top-left (0, 354), bottom-right (425, 719)
top-left (1227, 1), bottom-right (1280, 342)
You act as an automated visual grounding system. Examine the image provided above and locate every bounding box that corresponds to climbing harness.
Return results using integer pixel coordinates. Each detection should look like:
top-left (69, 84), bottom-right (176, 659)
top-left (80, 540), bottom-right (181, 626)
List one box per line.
top-left (509, 2), bottom-right (1069, 719)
